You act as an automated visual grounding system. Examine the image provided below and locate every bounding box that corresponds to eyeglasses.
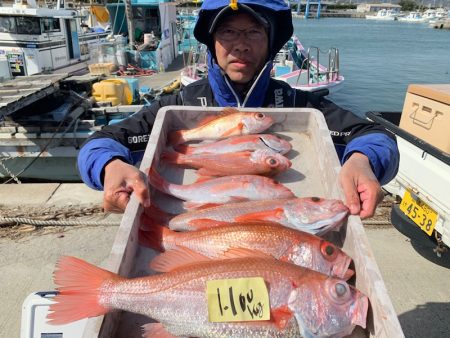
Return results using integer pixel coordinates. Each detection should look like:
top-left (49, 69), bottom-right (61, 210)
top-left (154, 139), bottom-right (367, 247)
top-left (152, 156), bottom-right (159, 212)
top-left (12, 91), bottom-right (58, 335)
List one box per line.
top-left (214, 27), bottom-right (267, 42)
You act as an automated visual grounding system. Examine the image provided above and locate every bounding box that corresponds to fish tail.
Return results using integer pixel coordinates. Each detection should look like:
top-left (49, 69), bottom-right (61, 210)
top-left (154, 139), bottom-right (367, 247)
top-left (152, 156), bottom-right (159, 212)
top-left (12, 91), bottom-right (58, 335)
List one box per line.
top-left (168, 130), bottom-right (186, 145)
top-left (47, 256), bottom-right (120, 325)
top-left (148, 167), bottom-right (170, 194)
top-left (138, 223), bottom-right (170, 252)
top-left (161, 150), bottom-right (183, 164)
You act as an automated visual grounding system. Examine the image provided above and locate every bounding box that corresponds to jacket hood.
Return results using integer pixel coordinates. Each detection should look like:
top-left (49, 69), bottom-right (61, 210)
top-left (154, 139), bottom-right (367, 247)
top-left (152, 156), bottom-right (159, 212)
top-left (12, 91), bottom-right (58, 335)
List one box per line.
top-left (194, 0), bottom-right (293, 60)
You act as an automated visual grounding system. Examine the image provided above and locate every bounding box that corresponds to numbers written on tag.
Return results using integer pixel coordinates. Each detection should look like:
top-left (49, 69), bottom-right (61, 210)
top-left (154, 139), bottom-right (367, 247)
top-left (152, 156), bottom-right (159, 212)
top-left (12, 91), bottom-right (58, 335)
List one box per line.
top-left (207, 277), bottom-right (270, 322)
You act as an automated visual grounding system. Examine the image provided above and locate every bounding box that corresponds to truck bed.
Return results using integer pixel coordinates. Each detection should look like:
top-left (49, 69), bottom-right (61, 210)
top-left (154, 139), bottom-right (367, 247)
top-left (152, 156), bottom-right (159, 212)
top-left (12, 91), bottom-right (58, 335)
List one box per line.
top-left (366, 111), bottom-right (450, 252)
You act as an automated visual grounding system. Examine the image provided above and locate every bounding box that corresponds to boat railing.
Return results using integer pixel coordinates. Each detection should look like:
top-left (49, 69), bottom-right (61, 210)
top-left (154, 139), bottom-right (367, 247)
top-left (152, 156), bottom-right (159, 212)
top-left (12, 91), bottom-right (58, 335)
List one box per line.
top-left (303, 46), bottom-right (340, 86)
top-left (182, 45), bottom-right (207, 79)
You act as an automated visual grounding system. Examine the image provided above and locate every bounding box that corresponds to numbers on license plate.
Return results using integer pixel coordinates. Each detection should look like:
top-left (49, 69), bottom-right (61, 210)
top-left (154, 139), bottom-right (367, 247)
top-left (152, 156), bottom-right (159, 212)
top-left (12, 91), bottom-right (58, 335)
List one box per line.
top-left (403, 202), bottom-right (434, 233)
top-left (399, 190), bottom-right (437, 236)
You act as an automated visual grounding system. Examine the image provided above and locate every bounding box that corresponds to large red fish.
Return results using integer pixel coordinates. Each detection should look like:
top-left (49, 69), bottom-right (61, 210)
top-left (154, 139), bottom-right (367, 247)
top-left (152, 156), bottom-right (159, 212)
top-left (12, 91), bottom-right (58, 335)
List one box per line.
top-left (147, 168), bottom-right (295, 209)
top-left (142, 197), bottom-right (349, 236)
top-left (161, 148), bottom-right (292, 177)
top-left (174, 134), bottom-right (292, 155)
top-left (168, 107), bottom-right (274, 145)
top-left (139, 221), bottom-right (353, 279)
top-left (47, 255), bottom-right (368, 338)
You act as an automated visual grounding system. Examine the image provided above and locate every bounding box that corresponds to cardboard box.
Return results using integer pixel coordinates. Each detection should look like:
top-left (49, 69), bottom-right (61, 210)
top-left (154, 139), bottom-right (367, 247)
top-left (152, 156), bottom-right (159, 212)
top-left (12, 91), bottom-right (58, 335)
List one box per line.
top-left (400, 84), bottom-right (450, 154)
top-left (88, 63), bottom-right (117, 76)
top-left (82, 107), bottom-right (404, 338)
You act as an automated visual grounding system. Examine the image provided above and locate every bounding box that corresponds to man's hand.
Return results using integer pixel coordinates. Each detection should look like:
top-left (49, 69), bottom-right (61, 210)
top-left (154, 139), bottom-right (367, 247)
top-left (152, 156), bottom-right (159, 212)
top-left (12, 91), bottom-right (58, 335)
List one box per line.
top-left (102, 159), bottom-right (151, 213)
top-left (339, 152), bottom-right (384, 219)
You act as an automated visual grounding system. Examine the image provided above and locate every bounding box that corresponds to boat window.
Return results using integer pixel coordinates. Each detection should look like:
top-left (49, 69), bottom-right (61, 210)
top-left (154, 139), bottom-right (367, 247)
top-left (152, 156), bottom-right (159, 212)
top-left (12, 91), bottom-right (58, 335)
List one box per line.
top-left (132, 7), bottom-right (160, 38)
top-left (0, 16), bottom-right (16, 33)
top-left (16, 16), bottom-right (41, 35)
top-left (42, 18), bottom-right (61, 33)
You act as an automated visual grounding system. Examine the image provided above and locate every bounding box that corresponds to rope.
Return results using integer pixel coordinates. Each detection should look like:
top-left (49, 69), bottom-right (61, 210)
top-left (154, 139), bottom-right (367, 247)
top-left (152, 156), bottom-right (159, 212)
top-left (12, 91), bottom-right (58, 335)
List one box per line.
top-left (362, 220), bottom-right (392, 226)
top-left (0, 217), bottom-right (119, 227)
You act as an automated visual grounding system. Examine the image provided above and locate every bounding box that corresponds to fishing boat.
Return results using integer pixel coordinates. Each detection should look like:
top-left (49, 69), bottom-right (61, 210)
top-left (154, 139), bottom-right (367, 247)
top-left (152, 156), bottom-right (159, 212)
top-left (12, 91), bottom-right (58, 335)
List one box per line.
top-left (273, 35), bottom-right (344, 93)
top-left (365, 9), bottom-right (399, 21)
top-left (179, 43), bottom-right (207, 87)
top-left (0, 0), bottom-right (110, 77)
top-left (398, 11), bottom-right (427, 23)
top-left (0, 73), bottom-right (144, 182)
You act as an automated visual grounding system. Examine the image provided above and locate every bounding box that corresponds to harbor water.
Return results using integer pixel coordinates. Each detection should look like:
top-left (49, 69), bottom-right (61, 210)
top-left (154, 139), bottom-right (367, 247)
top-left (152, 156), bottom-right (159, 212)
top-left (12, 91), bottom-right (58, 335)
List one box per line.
top-left (293, 18), bottom-right (450, 117)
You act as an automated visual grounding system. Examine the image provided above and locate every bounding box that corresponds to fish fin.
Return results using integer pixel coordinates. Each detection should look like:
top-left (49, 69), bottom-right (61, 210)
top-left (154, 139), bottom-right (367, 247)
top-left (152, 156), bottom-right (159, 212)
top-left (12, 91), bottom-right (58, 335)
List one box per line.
top-left (271, 306), bottom-right (294, 329)
top-left (221, 122), bottom-right (244, 137)
top-left (149, 247), bottom-right (211, 272)
top-left (235, 208), bottom-right (285, 222)
top-left (183, 201), bottom-right (223, 210)
top-left (138, 224), bottom-right (171, 252)
top-left (222, 248), bottom-right (273, 260)
top-left (46, 256), bottom-right (119, 325)
top-left (160, 150), bottom-right (183, 164)
top-left (197, 114), bottom-right (220, 126)
top-left (188, 218), bottom-right (226, 230)
top-left (147, 167), bottom-right (170, 194)
top-left (167, 130), bottom-right (186, 145)
top-left (142, 323), bottom-right (178, 338)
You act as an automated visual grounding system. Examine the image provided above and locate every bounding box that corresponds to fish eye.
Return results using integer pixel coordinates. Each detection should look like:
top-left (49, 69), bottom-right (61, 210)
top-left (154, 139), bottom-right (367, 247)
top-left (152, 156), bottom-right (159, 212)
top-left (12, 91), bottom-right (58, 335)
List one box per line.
top-left (320, 240), bottom-right (337, 260)
top-left (311, 197), bottom-right (321, 202)
top-left (327, 280), bottom-right (352, 304)
top-left (255, 112), bottom-right (265, 120)
top-left (267, 158), bottom-right (279, 167)
top-left (325, 245), bottom-right (334, 256)
top-left (335, 283), bottom-right (348, 297)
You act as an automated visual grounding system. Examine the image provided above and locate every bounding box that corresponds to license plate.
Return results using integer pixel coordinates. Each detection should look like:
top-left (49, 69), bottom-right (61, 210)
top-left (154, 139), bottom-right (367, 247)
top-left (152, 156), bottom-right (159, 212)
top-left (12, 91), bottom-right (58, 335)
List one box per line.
top-left (399, 190), bottom-right (438, 236)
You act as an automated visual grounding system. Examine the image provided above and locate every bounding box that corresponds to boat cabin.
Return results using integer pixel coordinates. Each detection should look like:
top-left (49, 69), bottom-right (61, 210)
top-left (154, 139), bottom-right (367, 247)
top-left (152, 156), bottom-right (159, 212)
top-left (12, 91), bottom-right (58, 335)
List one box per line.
top-left (0, 0), bottom-right (108, 76)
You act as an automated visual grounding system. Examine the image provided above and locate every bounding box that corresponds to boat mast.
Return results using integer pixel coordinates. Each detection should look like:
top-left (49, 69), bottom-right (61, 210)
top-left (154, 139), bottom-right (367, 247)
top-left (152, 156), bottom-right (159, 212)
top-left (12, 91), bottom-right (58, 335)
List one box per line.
top-left (124, 0), bottom-right (135, 48)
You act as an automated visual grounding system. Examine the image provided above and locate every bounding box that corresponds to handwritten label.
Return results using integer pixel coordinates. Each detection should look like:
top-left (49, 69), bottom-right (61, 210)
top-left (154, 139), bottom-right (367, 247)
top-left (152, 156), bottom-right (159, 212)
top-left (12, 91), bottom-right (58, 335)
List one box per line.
top-left (206, 277), bottom-right (270, 322)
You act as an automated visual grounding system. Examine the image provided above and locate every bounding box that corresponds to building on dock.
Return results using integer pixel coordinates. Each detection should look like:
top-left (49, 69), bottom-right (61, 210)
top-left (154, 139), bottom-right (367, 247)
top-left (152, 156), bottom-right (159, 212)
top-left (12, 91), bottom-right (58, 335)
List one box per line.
top-left (356, 3), bottom-right (401, 14)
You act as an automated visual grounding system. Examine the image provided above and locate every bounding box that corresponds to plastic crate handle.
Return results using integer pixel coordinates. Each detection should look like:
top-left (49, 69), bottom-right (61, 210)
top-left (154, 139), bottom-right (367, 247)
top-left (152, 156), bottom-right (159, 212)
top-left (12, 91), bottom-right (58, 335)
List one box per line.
top-left (409, 103), bottom-right (441, 129)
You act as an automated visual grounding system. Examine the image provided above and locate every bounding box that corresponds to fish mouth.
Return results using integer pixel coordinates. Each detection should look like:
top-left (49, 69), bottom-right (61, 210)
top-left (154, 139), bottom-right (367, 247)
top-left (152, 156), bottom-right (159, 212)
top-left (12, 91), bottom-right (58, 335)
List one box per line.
top-left (311, 210), bottom-right (349, 236)
top-left (332, 256), bottom-right (354, 280)
top-left (259, 136), bottom-right (283, 153)
top-left (342, 268), bottom-right (355, 281)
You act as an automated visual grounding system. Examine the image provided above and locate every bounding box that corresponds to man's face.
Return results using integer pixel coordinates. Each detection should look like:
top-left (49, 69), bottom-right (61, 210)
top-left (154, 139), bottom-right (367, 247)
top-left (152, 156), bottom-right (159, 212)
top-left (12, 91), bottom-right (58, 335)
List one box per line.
top-left (213, 13), bottom-right (269, 84)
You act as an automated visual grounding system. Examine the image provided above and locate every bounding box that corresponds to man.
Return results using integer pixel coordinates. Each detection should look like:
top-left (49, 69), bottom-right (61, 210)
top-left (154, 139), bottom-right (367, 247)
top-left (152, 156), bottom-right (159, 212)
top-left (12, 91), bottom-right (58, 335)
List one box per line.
top-left (78, 0), bottom-right (399, 218)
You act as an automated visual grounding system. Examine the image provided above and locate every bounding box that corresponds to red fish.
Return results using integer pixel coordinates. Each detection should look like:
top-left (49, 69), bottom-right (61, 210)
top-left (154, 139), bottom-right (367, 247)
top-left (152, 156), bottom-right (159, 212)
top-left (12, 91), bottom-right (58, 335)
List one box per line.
top-left (142, 197), bottom-right (349, 236)
top-left (161, 149), bottom-right (292, 177)
top-left (47, 255), bottom-right (368, 338)
top-left (140, 221), bottom-right (353, 279)
top-left (174, 134), bottom-right (292, 155)
top-left (147, 168), bottom-right (295, 209)
top-left (168, 107), bottom-right (274, 145)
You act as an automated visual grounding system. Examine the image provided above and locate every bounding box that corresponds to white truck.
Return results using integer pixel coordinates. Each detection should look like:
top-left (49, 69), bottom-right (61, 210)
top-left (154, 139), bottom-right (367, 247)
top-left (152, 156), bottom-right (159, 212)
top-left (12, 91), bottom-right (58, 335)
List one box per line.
top-left (367, 84), bottom-right (450, 257)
